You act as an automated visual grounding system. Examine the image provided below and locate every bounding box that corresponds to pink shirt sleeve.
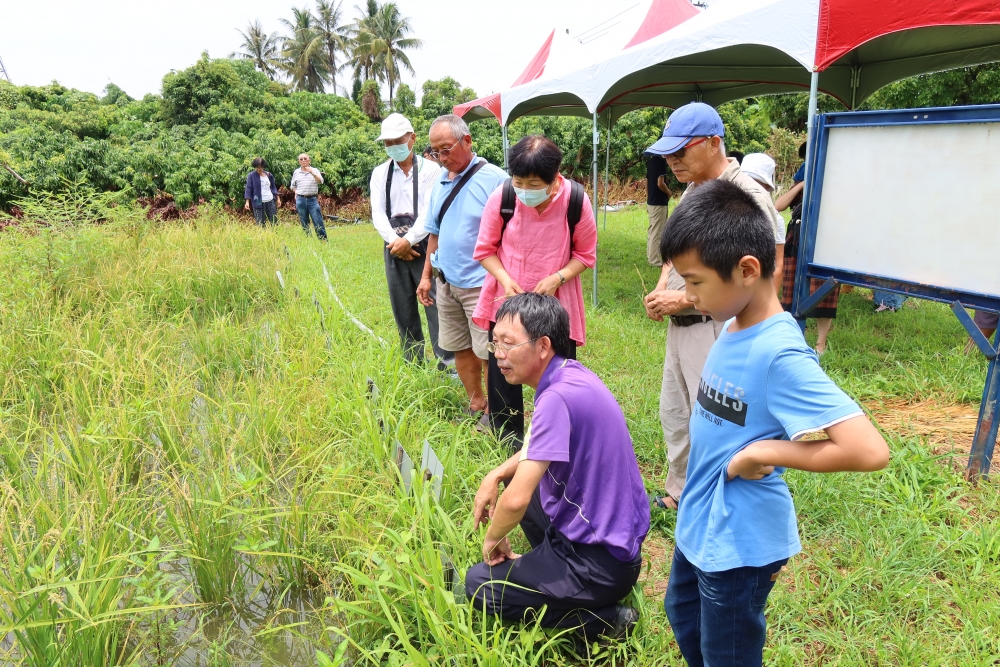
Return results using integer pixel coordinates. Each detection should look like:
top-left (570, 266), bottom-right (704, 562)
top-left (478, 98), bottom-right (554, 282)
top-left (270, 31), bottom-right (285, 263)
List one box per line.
top-left (570, 192), bottom-right (598, 268)
top-left (473, 185), bottom-right (506, 262)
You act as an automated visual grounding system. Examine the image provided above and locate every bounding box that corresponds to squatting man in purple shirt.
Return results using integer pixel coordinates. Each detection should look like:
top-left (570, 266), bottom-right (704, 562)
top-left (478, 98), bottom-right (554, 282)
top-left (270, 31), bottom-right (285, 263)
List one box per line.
top-left (464, 292), bottom-right (651, 645)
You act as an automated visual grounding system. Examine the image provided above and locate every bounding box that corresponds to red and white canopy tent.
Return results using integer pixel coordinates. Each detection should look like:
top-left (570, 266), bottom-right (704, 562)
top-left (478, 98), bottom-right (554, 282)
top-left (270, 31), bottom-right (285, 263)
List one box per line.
top-left (496, 0), bottom-right (1000, 304)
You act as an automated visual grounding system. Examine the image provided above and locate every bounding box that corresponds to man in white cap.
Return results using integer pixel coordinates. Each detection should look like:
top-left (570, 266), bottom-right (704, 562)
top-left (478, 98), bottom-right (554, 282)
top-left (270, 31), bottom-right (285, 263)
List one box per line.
top-left (642, 103), bottom-right (785, 511)
top-left (370, 113), bottom-right (452, 366)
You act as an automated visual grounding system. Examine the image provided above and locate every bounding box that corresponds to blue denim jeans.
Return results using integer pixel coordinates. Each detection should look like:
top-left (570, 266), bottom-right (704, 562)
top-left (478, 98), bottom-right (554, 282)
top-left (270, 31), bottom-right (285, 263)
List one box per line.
top-left (295, 196), bottom-right (327, 239)
top-left (252, 200), bottom-right (277, 226)
top-left (873, 290), bottom-right (906, 311)
top-left (664, 548), bottom-right (787, 667)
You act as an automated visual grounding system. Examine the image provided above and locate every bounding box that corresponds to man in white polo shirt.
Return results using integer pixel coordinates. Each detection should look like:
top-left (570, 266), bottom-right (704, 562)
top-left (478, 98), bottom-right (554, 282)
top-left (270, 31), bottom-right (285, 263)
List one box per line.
top-left (370, 113), bottom-right (452, 367)
top-left (290, 153), bottom-right (327, 241)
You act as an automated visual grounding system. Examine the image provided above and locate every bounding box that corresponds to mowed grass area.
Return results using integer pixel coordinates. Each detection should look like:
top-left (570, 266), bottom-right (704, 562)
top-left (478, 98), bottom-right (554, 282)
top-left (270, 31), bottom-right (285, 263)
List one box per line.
top-left (0, 203), bottom-right (998, 665)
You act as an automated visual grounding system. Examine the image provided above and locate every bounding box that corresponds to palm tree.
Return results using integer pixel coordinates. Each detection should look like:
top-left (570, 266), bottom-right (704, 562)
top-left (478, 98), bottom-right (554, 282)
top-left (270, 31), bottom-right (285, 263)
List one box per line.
top-left (233, 20), bottom-right (283, 80)
top-left (369, 3), bottom-right (421, 101)
top-left (314, 0), bottom-right (349, 96)
top-left (280, 7), bottom-right (330, 93)
top-left (345, 0), bottom-right (380, 83)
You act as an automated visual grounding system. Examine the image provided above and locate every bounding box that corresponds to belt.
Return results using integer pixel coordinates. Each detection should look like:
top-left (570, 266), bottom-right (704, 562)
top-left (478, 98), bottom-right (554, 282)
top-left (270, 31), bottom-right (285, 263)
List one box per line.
top-left (432, 267), bottom-right (448, 284)
top-left (669, 314), bottom-right (712, 327)
top-left (296, 194), bottom-right (317, 198)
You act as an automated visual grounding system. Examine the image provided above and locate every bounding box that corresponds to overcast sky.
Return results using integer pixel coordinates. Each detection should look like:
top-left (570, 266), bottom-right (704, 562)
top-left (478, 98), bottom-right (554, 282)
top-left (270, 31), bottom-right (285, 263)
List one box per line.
top-left (0, 0), bottom-right (710, 102)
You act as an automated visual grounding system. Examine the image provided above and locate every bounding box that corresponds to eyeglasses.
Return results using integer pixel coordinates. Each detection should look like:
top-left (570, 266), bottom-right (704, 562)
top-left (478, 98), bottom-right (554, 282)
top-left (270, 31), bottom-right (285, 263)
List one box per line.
top-left (428, 139), bottom-right (463, 160)
top-left (667, 137), bottom-right (709, 160)
top-left (486, 338), bottom-right (538, 356)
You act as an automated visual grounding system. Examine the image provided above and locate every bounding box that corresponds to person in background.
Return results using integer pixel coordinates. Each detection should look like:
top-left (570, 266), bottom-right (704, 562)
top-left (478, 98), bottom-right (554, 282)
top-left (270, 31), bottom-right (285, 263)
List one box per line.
top-left (422, 146), bottom-right (439, 165)
top-left (660, 179), bottom-right (889, 667)
top-left (873, 290), bottom-right (907, 312)
top-left (473, 135), bottom-right (597, 446)
top-left (726, 149), bottom-right (745, 165)
top-left (642, 103), bottom-right (785, 511)
top-left (646, 154), bottom-right (672, 266)
top-left (370, 113), bottom-right (452, 367)
top-left (965, 310), bottom-right (999, 354)
top-left (416, 115), bottom-right (508, 423)
top-left (289, 153), bottom-right (327, 241)
top-left (243, 157), bottom-right (279, 226)
top-left (465, 293), bottom-right (649, 644)
top-left (775, 142), bottom-right (839, 354)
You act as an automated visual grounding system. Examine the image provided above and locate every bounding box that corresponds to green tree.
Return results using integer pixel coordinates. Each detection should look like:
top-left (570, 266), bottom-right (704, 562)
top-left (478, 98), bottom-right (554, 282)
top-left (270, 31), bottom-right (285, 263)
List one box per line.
top-left (864, 63), bottom-right (1000, 109)
top-left (359, 79), bottom-right (383, 122)
top-left (315, 0), bottom-right (349, 96)
top-left (419, 77), bottom-right (476, 121)
top-left (390, 82), bottom-right (417, 116)
top-left (160, 53), bottom-right (274, 128)
top-left (346, 0), bottom-right (380, 82)
top-left (233, 20), bottom-right (284, 80)
top-left (280, 7), bottom-right (330, 93)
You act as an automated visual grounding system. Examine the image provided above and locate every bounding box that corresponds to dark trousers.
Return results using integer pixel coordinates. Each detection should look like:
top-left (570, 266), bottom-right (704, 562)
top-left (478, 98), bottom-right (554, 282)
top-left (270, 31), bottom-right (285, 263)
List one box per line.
top-left (252, 200), bottom-right (277, 226)
top-left (487, 322), bottom-right (576, 445)
top-left (384, 247), bottom-right (449, 364)
top-left (296, 197), bottom-right (327, 239)
top-left (465, 490), bottom-right (641, 639)
top-left (664, 547), bottom-right (787, 667)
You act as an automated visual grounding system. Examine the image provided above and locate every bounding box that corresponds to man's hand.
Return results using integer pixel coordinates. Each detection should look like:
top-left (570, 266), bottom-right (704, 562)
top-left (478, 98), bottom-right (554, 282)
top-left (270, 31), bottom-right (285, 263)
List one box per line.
top-left (416, 276), bottom-right (434, 306)
top-left (644, 289), bottom-right (690, 321)
top-left (727, 445), bottom-right (775, 481)
top-left (482, 536), bottom-right (517, 566)
top-left (473, 472), bottom-right (500, 529)
top-left (387, 237), bottom-right (419, 260)
top-left (533, 274), bottom-right (562, 296)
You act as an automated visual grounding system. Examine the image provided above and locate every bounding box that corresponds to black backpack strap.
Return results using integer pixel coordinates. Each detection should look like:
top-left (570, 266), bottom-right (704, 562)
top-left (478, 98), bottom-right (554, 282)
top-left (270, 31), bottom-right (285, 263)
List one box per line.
top-left (567, 180), bottom-right (584, 243)
top-left (436, 159), bottom-right (487, 224)
top-left (384, 160), bottom-right (394, 219)
top-left (412, 156), bottom-right (419, 217)
top-left (499, 179), bottom-right (516, 239)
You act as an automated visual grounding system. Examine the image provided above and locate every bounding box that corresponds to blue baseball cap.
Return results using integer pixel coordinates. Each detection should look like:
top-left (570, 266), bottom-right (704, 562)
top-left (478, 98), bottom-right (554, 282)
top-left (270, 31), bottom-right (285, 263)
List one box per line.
top-left (645, 102), bottom-right (725, 156)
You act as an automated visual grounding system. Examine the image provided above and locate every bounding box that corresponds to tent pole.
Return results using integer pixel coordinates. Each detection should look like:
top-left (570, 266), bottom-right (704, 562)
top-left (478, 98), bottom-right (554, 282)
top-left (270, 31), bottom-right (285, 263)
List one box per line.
top-left (592, 112), bottom-right (599, 307)
top-left (502, 125), bottom-right (509, 170)
top-left (603, 117), bottom-right (611, 232)
top-left (803, 71), bottom-right (819, 210)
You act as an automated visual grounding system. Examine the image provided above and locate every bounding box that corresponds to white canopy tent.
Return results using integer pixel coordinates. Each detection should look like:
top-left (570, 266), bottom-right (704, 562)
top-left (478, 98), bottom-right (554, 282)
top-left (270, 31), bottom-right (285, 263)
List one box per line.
top-left (497, 0), bottom-right (1000, 304)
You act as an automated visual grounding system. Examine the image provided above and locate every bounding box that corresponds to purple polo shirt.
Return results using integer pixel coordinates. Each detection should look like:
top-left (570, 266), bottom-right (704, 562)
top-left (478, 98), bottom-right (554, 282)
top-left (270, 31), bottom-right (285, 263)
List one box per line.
top-left (520, 356), bottom-right (650, 561)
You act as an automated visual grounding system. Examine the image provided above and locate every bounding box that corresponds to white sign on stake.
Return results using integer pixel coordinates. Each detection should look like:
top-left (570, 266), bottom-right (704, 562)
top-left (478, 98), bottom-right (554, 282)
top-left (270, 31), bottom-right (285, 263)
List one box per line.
top-left (275, 271), bottom-right (285, 290)
top-left (394, 441), bottom-right (413, 495)
top-left (421, 440), bottom-right (443, 501)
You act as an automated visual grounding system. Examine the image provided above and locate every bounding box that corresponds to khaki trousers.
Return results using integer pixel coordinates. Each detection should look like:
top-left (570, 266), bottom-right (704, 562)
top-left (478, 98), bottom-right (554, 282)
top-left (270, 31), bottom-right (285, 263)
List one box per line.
top-left (647, 205), bottom-right (670, 266)
top-left (660, 318), bottom-right (725, 500)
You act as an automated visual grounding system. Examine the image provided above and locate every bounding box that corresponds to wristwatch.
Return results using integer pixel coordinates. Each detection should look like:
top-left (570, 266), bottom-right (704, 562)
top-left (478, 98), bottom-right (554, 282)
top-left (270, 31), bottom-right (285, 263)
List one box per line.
top-left (556, 271), bottom-right (566, 285)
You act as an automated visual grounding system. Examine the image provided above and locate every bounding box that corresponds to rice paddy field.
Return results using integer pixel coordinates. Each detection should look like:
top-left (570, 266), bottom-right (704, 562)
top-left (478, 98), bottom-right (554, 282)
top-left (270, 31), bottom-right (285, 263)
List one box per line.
top-left (1, 200), bottom-right (999, 666)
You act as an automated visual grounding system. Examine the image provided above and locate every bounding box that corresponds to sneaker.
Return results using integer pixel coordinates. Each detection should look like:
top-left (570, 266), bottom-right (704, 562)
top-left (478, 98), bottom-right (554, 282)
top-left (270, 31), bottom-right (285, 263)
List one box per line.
top-left (608, 604), bottom-right (639, 640)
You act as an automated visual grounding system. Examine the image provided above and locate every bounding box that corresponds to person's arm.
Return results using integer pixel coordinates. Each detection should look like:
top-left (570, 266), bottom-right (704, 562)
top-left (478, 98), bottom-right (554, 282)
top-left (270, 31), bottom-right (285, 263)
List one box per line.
top-left (244, 173), bottom-right (254, 210)
top-left (482, 460), bottom-right (550, 565)
top-left (289, 170), bottom-right (298, 196)
top-left (481, 255), bottom-right (525, 296)
top-left (643, 263), bottom-right (694, 322)
top-left (534, 188), bottom-right (597, 296)
top-left (405, 160), bottom-right (440, 248)
top-left (473, 451), bottom-right (521, 529)
top-left (727, 415), bottom-right (889, 480)
top-left (369, 165), bottom-right (398, 245)
top-left (308, 167), bottom-right (323, 184)
top-left (657, 174), bottom-right (671, 196)
top-left (416, 233), bottom-right (438, 306)
top-left (269, 173), bottom-right (279, 199)
top-left (775, 181), bottom-right (804, 212)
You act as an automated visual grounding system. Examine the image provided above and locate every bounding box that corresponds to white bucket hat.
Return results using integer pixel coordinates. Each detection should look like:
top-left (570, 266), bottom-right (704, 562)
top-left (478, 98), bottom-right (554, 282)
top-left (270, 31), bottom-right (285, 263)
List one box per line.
top-left (740, 153), bottom-right (776, 191)
top-left (376, 113), bottom-right (414, 141)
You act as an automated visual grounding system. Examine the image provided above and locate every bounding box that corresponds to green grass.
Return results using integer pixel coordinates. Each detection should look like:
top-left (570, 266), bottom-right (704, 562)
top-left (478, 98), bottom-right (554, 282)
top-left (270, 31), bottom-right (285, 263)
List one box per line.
top-left (0, 204), bottom-right (998, 665)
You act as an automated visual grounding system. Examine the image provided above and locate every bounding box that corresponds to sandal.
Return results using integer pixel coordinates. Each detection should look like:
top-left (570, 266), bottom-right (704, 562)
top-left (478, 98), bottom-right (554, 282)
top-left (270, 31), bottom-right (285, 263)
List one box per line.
top-left (651, 494), bottom-right (679, 510)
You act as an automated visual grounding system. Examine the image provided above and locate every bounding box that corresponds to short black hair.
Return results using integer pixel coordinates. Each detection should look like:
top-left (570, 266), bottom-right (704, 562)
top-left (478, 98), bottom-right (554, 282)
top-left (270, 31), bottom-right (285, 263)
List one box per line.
top-left (660, 179), bottom-right (775, 281)
top-left (251, 157), bottom-right (267, 169)
top-left (495, 293), bottom-right (573, 358)
top-left (508, 135), bottom-right (563, 184)
top-left (727, 150), bottom-right (745, 164)
top-left (798, 142), bottom-right (807, 160)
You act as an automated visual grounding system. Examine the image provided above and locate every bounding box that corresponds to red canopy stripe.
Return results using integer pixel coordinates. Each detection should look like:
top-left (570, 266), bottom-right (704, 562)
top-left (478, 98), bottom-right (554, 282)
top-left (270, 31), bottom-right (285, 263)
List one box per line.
top-left (623, 0), bottom-right (701, 50)
top-left (815, 0), bottom-right (1000, 71)
top-left (512, 30), bottom-right (556, 86)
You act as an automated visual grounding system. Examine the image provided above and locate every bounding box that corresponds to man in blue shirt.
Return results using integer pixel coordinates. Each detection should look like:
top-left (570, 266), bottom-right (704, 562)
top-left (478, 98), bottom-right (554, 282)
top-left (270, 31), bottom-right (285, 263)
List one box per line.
top-left (417, 115), bottom-right (507, 418)
top-left (659, 179), bottom-right (889, 666)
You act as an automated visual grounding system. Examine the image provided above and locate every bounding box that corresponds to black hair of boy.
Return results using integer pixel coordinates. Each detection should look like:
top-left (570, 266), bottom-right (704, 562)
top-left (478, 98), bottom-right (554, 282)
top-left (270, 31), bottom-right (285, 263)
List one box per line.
top-left (798, 142), bottom-right (807, 160)
top-left (508, 135), bottom-right (563, 184)
top-left (495, 292), bottom-right (574, 358)
top-left (660, 179), bottom-right (776, 281)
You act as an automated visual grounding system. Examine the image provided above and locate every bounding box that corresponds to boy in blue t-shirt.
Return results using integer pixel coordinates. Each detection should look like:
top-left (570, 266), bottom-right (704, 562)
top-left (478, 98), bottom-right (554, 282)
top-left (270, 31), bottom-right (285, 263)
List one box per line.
top-left (659, 179), bottom-right (890, 666)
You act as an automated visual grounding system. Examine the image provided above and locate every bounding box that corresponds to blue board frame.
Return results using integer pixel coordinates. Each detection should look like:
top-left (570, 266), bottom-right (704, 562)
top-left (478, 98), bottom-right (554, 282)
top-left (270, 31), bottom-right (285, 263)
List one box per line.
top-left (793, 104), bottom-right (1000, 481)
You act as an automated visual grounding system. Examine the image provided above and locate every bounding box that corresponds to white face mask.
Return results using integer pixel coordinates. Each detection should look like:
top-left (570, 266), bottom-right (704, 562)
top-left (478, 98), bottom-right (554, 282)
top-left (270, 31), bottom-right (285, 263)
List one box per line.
top-left (513, 185), bottom-right (550, 208)
top-left (385, 143), bottom-right (412, 163)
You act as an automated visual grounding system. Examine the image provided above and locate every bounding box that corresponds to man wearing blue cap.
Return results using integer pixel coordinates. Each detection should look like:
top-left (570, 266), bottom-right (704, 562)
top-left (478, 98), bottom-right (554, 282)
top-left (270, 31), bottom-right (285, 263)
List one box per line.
top-left (642, 102), bottom-right (785, 511)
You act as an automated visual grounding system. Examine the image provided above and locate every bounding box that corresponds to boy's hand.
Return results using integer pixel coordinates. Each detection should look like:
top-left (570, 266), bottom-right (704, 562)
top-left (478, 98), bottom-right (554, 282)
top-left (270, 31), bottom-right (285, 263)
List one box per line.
top-left (727, 445), bottom-right (775, 481)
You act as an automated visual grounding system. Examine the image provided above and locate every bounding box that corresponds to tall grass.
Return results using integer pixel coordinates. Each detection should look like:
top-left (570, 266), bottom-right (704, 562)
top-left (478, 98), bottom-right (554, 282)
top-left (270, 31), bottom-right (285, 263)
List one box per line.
top-left (0, 202), bottom-right (998, 665)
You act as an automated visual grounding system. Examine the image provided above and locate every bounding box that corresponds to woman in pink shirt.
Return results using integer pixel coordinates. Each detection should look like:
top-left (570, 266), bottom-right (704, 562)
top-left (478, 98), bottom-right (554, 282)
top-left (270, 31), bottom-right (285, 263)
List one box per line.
top-left (473, 135), bottom-right (597, 445)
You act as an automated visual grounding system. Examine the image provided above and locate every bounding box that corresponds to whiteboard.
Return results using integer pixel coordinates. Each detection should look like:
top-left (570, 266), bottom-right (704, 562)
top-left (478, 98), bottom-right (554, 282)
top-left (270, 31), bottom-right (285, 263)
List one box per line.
top-left (813, 122), bottom-right (1000, 298)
